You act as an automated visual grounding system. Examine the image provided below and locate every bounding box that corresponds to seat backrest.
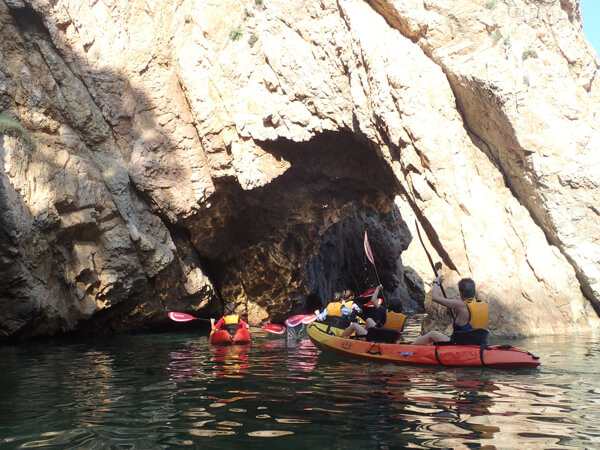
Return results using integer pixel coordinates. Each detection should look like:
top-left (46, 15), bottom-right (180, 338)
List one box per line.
top-left (222, 323), bottom-right (241, 335)
top-left (366, 327), bottom-right (401, 343)
top-left (322, 315), bottom-right (350, 329)
top-left (384, 312), bottom-right (406, 332)
top-left (451, 328), bottom-right (489, 346)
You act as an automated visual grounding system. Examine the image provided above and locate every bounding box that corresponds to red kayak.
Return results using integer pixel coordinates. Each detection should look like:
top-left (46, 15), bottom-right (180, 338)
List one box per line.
top-left (209, 324), bottom-right (251, 345)
top-left (307, 322), bottom-right (540, 369)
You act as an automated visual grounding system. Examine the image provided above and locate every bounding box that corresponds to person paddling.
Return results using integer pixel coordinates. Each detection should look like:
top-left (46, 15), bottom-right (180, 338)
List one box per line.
top-left (210, 305), bottom-right (249, 332)
top-left (411, 275), bottom-right (479, 345)
top-left (341, 285), bottom-right (405, 339)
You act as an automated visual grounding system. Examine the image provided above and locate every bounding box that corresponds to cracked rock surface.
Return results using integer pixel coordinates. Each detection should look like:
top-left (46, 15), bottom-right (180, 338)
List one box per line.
top-left (0, 0), bottom-right (598, 339)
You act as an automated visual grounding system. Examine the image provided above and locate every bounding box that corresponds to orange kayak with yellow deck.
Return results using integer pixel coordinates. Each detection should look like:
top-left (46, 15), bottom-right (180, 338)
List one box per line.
top-left (307, 322), bottom-right (540, 369)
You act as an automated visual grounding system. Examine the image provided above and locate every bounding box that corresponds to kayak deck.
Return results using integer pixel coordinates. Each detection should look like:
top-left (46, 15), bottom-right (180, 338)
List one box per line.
top-left (307, 322), bottom-right (540, 369)
top-left (209, 327), bottom-right (251, 345)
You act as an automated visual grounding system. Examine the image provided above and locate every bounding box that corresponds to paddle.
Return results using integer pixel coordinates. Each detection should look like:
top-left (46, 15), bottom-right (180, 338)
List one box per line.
top-left (414, 220), bottom-right (456, 321)
top-left (414, 220), bottom-right (447, 297)
top-left (167, 312), bottom-right (286, 335)
top-left (352, 286), bottom-right (383, 307)
top-left (262, 323), bottom-right (287, 334)
top-left (287, 287), bottom-right (382, 328)
top-left (364, 231), bottom-right (388, 306)
top-left (284, 314), bottom-right (317, 328)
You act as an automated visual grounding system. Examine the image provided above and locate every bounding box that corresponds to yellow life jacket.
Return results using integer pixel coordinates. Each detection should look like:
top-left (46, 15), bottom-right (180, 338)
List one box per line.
top-left (466, 300), bottom-right (488, 328)
top-left (223, 314), bottom-right (240, 325)
top-left (326, 301), bottom-right (351, 317)
top-left (383, 312), bottom-right (406, 332)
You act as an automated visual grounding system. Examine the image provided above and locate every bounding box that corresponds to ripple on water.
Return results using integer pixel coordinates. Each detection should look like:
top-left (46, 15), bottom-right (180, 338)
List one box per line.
top-left (189, 429), bottom-right (236, 437)
top-left (247, 430), bottom-right (294, 437)
top-left (217, 421), bottom-right (243, 427)
top-left (275, 418), bottom-right (311, 424)
top-left (1, 331), bottom-right (599, 448)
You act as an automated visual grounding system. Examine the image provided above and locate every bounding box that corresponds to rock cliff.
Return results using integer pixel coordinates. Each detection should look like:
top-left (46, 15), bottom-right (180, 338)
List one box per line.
top-left (0, 0), bottom-right (598, 339)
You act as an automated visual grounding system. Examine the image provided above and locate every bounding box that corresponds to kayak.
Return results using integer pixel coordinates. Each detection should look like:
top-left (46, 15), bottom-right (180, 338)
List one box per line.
top-left (209, 324), bottom-right (251, 345)
top-left (307, 322), bottom-right (540, 369)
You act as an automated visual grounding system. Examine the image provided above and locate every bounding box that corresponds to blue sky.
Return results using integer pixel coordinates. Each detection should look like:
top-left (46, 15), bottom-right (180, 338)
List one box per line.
top-left (581, 0), bottom-right (599, 57)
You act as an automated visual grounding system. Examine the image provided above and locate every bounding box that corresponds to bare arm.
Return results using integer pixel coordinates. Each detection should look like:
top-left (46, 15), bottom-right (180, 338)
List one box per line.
top-left (431, 276), bottom-right (464, 310)
top-left (370, 285), bottom-right (383, 310)
top-left (315, 308), bottom-right (328, 321)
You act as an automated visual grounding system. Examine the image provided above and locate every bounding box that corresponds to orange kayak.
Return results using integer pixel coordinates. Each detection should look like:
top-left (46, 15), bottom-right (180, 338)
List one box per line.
top-left (307, 322), bottom-right (540, 369)
top-left (209, 325), bottom-right (251, 345)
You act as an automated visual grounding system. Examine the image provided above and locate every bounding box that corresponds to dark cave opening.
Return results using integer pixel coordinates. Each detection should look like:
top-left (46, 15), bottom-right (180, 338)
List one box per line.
top-left (186, 131), bottom-right (421, 318)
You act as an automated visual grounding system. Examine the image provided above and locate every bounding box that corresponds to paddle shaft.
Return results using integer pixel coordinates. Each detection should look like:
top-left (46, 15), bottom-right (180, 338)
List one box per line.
top-left (364, 232), bottom-right (388, 307)
top-left (168, 311), bottom-right (285, 334)
top-left (415, 219), bottom-right (447, 297)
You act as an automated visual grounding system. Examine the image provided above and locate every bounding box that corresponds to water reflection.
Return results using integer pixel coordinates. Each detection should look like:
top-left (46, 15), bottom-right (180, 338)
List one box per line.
top-left (210, 345), bottom-right (250, 379)
top-left (1, 332), bottom-right (599, 448)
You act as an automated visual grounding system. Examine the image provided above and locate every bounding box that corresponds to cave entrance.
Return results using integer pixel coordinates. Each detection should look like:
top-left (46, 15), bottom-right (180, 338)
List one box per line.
top-left (197, 131), bottom-right (420, 320)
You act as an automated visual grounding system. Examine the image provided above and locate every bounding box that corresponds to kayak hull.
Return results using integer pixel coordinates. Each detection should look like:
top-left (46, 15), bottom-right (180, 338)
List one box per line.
top-left (307, 322), bottom-right (540, 369)
top-left (209, 327), bottom-right (251, 345)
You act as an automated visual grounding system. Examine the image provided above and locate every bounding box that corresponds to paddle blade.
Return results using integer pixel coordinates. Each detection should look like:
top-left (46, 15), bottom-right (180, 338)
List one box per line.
top-left (359, 286), bottom-right (377, 297)
top-left (168, 312), bottom-right (197, 322)
top-left (364, 298), bottom-right (383, 308)
top-left (301, 314), bottom-right (317, 324)
top-left (262, 324), bottom-right (287, 335)
top-left (364, 231), bottom-right (375, 266)
top-left (285, 314), bottom-right (315, 328)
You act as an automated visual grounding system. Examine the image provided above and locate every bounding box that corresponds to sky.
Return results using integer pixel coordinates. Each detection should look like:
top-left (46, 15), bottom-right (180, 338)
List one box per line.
top-left (580, 0), bottom-right (599, 57)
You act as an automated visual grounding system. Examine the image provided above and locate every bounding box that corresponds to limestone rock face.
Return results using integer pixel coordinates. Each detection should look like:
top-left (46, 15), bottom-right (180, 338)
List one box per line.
top-left (0, 0), bottom-right (598, 339)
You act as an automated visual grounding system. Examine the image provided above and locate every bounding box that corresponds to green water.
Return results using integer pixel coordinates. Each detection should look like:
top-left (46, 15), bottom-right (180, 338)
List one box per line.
top-left (0, 328), bottom-right (599, 449)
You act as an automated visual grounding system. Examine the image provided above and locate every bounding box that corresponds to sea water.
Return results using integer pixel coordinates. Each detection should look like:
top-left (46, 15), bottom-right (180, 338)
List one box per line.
top-left (1, 325), bottom-right (599, 448)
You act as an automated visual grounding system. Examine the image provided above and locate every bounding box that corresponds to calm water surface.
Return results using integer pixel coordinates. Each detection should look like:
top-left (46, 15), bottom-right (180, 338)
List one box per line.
top-left (1, 326), bottom-right (599, 449)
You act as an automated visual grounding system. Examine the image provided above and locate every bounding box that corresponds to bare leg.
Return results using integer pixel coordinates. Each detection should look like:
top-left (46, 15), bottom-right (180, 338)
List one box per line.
top-left (411, 331), bottom-right (450, 345)
top-left (342, 322), bottom-right (367, 338)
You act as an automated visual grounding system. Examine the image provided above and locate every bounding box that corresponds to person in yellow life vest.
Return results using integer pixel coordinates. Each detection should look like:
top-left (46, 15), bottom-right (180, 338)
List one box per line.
top-left (411, 276), bottom-right (487, 345)
top-left (341, 285), bottom-right (406, 338)
top-left (314, 289), bottom-right (361, 322)
top-left (466, 297), bottom-right (488, 329)
top-left (210, 305), bottom-right (249, 331)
